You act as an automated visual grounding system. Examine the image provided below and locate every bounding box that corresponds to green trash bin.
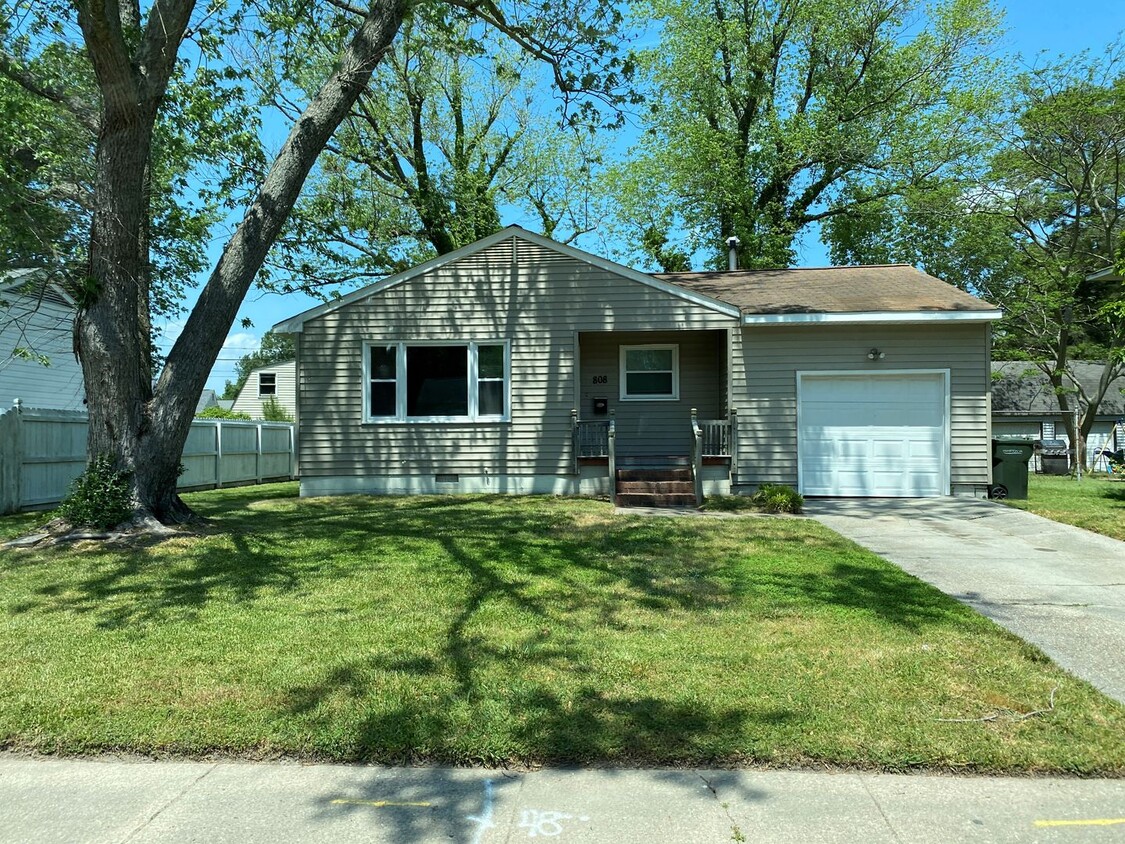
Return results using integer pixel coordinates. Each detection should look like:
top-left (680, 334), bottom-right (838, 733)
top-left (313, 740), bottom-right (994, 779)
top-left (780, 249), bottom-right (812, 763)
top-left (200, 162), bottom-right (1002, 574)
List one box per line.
top-left (991, 437), bottom-right (1034, 499)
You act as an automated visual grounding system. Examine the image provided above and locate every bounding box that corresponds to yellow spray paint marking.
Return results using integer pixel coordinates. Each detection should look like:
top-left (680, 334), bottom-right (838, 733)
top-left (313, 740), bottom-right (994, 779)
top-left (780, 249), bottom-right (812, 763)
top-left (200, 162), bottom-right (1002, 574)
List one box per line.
top-left (331, 799), bottom-right (433, 809)
top-left (1034, 818), bottom-right (1125, 828)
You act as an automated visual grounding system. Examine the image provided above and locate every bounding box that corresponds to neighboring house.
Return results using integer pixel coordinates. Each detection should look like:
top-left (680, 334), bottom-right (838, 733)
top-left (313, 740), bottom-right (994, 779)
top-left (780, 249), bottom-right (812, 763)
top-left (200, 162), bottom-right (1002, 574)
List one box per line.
top-left (991, 361), bottom-right (1125, 467)
top-left (231, 360), bottom-right (296, 419)
top-left (274, 226), bottom-right (1002, 500)
top-left (195, 389), bottom-right (220, 414)
top-left (0, 269), bottom-right (84, 411)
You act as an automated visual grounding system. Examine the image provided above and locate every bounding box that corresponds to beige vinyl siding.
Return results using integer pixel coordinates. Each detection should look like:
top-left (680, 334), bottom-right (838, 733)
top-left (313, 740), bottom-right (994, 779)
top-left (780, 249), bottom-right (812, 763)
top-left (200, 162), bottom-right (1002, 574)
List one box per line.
top-left (731, 323), bottom-right (991, 492)
top-left (578, 330), bottom-right (725, 457)
top-left (298, 236), bottom-right (737, 480)
top-left (232, 360), bottom-right (297, 419)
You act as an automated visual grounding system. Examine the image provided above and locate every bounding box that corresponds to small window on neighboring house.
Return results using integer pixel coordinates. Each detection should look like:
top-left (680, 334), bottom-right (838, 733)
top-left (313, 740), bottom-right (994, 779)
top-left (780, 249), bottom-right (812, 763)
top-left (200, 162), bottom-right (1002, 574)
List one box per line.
top-left (258, 372), bottom-right (276, 397)
top-left (620, 344), bottom-right (679, 401)
top-left (364, 341), bottom-right (509, 422)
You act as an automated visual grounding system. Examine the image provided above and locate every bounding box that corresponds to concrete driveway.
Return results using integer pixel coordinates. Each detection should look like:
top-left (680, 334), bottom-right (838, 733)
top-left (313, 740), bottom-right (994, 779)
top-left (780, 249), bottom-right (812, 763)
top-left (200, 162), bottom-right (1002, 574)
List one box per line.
top-left (806, 497), bottom-right (1125, 705)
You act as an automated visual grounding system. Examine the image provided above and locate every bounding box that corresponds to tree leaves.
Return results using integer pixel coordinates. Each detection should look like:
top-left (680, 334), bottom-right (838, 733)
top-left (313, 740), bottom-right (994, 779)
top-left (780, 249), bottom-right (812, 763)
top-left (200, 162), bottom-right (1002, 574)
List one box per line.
top-left (615, 0), bottom-right (1003, 269)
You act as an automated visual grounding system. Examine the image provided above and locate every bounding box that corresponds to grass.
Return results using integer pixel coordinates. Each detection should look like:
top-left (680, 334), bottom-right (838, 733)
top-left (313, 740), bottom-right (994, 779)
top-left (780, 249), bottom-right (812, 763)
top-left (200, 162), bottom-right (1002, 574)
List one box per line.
top-left (1004, 473), bottom-right (1125, 541)
top-left (1, 483), bottom-right (1122, 773)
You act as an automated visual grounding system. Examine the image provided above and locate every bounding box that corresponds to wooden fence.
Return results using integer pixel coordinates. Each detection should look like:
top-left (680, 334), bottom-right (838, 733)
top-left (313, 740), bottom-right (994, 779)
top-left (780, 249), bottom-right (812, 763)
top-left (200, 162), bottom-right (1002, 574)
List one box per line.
top-left (0, 403), bottom-right (295, 514)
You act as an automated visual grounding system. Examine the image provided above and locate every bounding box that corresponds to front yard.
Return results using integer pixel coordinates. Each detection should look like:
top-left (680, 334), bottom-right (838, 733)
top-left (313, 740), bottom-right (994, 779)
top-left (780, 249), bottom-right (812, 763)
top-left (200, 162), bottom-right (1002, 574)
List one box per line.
top-left (1005, 473), bottom-right (1125, 541)
top-left (1, 484), bottom-right (1122, 773)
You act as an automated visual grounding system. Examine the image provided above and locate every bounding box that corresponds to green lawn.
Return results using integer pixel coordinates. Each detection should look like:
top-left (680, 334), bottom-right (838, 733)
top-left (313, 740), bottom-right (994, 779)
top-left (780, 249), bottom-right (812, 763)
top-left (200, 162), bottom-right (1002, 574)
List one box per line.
top-left (1, 483), bottom-right (1122, 773)
top-left (1005, 473), bottom-right (1125, 541)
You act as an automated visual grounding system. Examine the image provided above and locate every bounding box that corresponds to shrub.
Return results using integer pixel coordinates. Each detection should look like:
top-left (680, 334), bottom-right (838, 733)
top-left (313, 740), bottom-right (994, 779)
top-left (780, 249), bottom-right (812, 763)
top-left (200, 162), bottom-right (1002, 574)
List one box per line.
top-left (750, 484), bottom-right (804, 514)
top-left (57, 455), bottom-right (134, 529)
top-left (261, 396), bottom-right (293, 422)
top-left (198, 406), bottom-right (251, 420)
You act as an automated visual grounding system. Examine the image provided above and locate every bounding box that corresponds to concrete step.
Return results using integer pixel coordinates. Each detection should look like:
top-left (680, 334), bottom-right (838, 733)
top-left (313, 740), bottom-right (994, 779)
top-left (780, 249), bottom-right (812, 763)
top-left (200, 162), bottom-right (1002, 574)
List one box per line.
top-left (615, 492), bottom-right (698, 508)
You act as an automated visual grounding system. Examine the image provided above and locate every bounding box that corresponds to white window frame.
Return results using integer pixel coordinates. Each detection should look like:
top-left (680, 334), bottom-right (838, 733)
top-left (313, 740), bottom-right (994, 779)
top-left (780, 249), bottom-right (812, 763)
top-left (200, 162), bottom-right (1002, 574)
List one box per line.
top-left (258, 372), bottom-right (277, 397)
top-left (619, 344), bottom-right (680, 401)
top-left (362, 340), bottom-right (511, 423)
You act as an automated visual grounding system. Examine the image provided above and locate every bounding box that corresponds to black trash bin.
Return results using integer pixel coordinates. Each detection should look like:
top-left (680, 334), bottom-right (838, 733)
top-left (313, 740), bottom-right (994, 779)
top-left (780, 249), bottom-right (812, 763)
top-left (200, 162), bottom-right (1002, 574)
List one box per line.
top-left (991, 437), bottom-right (1034, 499)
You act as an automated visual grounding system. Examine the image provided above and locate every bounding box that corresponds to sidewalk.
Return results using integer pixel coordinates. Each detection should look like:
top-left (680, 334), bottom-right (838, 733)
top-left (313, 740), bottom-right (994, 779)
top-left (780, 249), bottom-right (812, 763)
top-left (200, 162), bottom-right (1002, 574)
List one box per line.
top-left (3, 756), bottom-right (1123, 843)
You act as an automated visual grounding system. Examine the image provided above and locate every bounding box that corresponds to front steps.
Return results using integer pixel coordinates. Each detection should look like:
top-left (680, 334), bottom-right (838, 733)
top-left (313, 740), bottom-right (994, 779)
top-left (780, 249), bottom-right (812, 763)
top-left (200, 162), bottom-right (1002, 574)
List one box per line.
top-left (614, 466), bottom-right (697, 508)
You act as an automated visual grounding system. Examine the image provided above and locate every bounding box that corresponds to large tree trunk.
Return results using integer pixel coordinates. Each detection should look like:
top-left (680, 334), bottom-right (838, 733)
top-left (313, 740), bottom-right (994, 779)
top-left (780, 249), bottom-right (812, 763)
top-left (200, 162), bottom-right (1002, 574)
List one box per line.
top-left (74, 0), bottom-right (407, 525)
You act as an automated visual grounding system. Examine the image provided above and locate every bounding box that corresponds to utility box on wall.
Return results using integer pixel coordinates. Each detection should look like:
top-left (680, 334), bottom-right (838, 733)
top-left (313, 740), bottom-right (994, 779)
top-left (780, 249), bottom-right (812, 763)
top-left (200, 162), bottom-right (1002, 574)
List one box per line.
top-left (592, 397), bottom-right (609, 416)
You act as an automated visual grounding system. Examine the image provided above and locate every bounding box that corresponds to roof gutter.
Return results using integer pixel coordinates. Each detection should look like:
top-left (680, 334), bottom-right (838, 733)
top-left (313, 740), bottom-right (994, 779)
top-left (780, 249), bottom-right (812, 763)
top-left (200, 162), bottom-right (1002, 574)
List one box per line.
top-left (741, 309), bottom-right (1003, 325)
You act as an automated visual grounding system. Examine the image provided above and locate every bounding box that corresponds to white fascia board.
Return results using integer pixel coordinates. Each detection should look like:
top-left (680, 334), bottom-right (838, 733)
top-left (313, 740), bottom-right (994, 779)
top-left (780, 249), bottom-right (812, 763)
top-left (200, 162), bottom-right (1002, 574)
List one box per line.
top-left (273, 227), bottom-right (739, 333)
top-left (742, 309), bottom-right (1003, 325)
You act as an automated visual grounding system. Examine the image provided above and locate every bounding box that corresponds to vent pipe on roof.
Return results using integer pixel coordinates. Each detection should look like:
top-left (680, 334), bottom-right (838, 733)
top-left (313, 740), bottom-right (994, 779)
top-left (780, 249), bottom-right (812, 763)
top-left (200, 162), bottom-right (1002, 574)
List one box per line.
top-left (725, 236), bottom-right (741, 271)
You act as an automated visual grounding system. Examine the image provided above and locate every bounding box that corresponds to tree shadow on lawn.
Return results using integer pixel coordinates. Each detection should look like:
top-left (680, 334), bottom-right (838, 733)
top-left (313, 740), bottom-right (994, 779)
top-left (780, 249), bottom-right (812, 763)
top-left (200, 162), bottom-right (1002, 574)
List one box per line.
top-left (5, 493), bottom-right (974, 765)
top-left (7, 493), bottom-right (964, 636)
top-left (282, 653), bottom-right (793, 767)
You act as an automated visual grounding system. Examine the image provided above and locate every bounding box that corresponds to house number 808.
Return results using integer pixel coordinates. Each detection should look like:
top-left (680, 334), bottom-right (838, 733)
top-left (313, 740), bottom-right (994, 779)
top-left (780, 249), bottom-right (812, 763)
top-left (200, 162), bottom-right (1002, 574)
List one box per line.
top-left (591, 375), bottom-right (608, 384)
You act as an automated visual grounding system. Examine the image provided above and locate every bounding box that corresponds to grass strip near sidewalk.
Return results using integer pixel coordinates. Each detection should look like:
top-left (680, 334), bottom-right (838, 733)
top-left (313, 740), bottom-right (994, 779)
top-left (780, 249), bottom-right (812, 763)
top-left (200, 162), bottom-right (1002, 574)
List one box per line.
top-left (1004, 474), bottom-right (1125, 541)
top-left (1, 483), bottom-right (1122, 773)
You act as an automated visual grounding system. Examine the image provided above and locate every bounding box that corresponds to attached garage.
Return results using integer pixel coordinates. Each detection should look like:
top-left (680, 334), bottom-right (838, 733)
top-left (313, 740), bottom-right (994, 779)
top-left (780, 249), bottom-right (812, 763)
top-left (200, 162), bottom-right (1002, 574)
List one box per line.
top-left (797, 371), bottom-right (950, 497)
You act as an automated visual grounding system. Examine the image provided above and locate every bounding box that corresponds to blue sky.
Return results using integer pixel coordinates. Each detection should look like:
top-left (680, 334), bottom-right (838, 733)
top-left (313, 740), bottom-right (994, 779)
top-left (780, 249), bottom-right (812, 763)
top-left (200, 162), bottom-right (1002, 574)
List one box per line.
top-left (162, 1), bottom-right (1125, 393)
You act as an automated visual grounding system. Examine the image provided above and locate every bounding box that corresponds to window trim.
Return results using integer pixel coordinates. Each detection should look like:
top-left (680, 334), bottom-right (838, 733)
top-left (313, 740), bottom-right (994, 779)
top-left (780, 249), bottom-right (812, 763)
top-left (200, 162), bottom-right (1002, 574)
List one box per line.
top-left (619, 343), bottom-right (680, 401)
top-left (362, 340), bottom-right (511, 423)
top-left (257, 372), bottom-right (277, 397)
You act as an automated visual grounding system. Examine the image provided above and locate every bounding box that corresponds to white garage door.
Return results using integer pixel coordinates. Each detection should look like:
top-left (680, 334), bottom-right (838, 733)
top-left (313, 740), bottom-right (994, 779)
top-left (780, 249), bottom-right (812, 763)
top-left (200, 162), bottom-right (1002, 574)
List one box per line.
top-left (798, 372), bottom-right (948, 497)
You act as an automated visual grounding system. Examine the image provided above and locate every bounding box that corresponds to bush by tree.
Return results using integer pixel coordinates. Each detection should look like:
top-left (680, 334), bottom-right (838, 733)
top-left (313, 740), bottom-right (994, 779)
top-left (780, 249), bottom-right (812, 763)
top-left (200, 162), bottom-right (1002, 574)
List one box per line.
top-left (57, 455), bottom-right (134, 530)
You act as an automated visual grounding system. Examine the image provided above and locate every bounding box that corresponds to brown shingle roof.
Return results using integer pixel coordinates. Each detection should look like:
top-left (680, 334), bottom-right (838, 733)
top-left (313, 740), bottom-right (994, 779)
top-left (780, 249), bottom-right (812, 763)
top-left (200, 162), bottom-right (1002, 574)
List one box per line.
top-left (652, 264), bottom-right (996, 314)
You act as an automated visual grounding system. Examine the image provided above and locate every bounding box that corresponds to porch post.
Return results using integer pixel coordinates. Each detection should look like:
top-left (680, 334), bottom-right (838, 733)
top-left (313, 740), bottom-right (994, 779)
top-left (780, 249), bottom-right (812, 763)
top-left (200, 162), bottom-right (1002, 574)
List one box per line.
top-left (730, 406), bottom-right (738, 483)
top-left (608, 409), bottom-right (617, 502)
top-left (570, 408), bottom-right (579, 475)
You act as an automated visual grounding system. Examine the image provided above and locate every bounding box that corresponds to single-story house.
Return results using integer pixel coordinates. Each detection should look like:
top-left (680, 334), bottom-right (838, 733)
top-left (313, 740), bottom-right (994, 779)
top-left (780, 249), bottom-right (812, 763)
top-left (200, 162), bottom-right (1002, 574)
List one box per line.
top-left (992, 361), bottom-right (1124, 469)
top-left (196, 388), bottom-right (220, 414)
top-left (274, 227), bottom-right (1002, 502)
top-left (0, 269), bottom-right (84, 411)
top-left (231, 360), bottom-right (296, 419)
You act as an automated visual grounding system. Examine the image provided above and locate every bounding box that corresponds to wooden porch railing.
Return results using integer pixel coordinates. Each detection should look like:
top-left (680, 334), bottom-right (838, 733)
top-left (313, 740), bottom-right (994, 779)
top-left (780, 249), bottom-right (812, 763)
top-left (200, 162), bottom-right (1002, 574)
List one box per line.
top-left (698, 417), bottom-right (732, 457)
top-left (571, 410), bottom-right (616, 499)
top-left (571, 412), bottom-right (611, 460)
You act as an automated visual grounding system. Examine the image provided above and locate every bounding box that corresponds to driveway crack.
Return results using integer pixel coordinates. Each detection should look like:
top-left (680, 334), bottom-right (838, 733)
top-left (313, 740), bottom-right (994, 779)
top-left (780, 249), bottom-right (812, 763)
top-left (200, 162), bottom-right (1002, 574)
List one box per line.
top-left (120, 763), bottom-right (218, 843)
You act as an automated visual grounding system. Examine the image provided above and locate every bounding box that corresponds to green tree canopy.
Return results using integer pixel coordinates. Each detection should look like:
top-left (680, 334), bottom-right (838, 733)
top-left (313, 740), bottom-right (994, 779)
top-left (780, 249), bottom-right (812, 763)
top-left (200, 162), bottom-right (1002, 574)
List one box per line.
top-left (612, 0), bottom-right (1002, 269)
top-left (260, 9), bottom-right (613, 292)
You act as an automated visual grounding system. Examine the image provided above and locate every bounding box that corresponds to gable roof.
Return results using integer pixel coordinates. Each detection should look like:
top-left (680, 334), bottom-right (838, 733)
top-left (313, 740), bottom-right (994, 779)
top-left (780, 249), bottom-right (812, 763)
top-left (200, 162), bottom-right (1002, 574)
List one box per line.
top-left (273, 227), bottom-right (739, 332)
top-left (991, 361), bottom-right (1125, 417)
top-left (1, 268), bottom-right (75, 310)
top-left (656, 264), bottom-right (1000, 323)
top-left (195, 389), bottom-right (219, 414)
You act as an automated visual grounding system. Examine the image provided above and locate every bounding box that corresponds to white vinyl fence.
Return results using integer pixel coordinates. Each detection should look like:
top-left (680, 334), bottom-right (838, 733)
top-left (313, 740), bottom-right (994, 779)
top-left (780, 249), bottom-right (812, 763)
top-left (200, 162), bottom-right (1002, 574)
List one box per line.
top-left (0, 402), bottom-right (295, 514)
